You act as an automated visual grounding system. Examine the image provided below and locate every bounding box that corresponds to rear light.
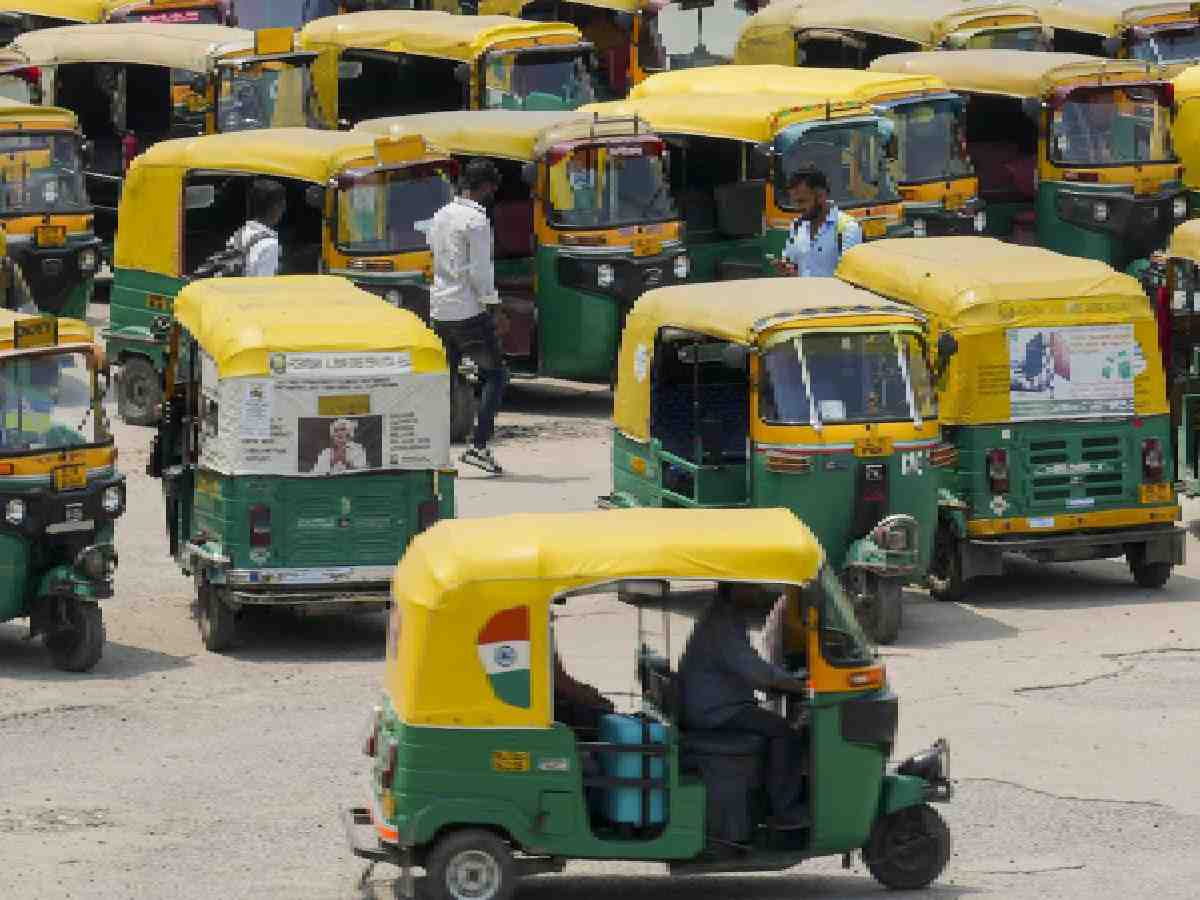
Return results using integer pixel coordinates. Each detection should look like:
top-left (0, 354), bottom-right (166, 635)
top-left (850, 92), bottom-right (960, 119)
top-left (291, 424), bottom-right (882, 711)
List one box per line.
top-left (380, 742), bottom-right (399, 789)
top-left (861, 464), bottom-right (886, 502)
top-left (986, 448), bottom-right (1009, 494)
top-left (15, 66), bottom-right (40, 85)
top-left (1143, 438), bottom-right (1165, 482)
top-left (417, 498), bottom-right (440, 532)
top-left (248, 504), bottom-right (271, 547)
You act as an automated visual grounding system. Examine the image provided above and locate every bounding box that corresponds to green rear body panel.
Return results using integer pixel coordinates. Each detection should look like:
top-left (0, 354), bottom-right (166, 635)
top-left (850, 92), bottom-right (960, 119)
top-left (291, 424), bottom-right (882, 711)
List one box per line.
top-left (107, 268), bottom-right (187, 372)
top-left (0, 530), bottom-right (30, 621)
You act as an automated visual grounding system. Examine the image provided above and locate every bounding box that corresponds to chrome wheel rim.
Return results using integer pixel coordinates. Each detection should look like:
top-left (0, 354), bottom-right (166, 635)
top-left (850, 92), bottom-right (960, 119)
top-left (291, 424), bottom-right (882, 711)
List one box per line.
top-left (444, 849), bottom-right (501, 900)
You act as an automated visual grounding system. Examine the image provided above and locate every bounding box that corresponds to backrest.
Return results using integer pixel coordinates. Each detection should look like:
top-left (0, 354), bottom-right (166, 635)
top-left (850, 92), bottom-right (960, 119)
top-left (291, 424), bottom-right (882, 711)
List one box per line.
top-left (715, 179), bottom-right (765, 238)
top-left (493, 199), bottom-right (533, 258)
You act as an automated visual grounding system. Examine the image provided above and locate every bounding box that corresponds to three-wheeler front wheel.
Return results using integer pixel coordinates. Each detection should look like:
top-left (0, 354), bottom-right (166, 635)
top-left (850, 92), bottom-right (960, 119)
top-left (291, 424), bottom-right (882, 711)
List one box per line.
top-left (424, 829), bottom-right (517, 900)
top-left (117, 356), bottom-right (162, 426)
top-left (929, 526), bottom-right (966, 602)
top-left (45, 599), bottom-right (105, 672)
top-left (196, 577), bottom-right (238, 653)
top-left (851, 571), bottom-right (903, 645)
top-left (865, 803), bottom-right (951, 890)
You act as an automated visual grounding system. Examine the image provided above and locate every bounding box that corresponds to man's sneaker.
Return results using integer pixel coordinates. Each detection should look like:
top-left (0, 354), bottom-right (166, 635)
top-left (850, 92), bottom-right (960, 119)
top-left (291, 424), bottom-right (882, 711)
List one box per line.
top-left (461, 446), bottom-right (503, 474)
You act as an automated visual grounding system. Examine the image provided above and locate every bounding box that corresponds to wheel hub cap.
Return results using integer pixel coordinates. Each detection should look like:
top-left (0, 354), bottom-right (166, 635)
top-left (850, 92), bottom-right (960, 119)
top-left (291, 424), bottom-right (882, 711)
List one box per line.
top-left (445, 849), bottom-right (501, 899)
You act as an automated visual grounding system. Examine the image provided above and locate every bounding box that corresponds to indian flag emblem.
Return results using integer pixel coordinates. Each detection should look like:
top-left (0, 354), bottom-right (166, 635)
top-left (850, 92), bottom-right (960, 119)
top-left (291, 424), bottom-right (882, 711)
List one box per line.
top-left (477, 606), bottom-right (531, 708)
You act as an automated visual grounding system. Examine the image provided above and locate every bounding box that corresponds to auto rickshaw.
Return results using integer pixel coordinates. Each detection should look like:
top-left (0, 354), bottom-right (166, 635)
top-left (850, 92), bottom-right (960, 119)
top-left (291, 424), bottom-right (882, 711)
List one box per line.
top-left (0, 0), bottom-right (106, 49)
top-left (343, 508), bottom-right (954, 900)
top-left (358, 110), bottom-right (684, 389)
top-left (0, 24), bottom-right (324, 245)
top-left (0, 99), bottom-right (102, 319)
top-left (1035, 0), bottom-right (1200, 71)
top-left (1155, 219), bottom-right (1200, 497)
top-left (146, 275), bottom-right (454, 651)
top-left (603, 278), bottom-right (949, 643)
top-left (734, 0), bottom-right (1050, 71)
top-left (108, 127), bottom-right (454, 425)
top-left (0, 311), bottom-right (124, 672)
top-left (837, 237), bottom-right (1185, 598)
top-left (103, 0), bottom-right (236, 25)
top-left (627, 65), bottom-right (986, 238)
top-left (583, 91), bottom-right (904, 278)
top-left (300, 11), bottom-right (596, 127)
top-left (873, 49), bottom-right (1186, 271)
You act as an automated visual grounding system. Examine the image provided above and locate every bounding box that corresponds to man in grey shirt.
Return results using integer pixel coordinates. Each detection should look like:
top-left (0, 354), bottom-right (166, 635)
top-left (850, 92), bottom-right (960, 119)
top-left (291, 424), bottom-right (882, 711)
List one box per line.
top-left (679, 584), bottom-right (810, 827)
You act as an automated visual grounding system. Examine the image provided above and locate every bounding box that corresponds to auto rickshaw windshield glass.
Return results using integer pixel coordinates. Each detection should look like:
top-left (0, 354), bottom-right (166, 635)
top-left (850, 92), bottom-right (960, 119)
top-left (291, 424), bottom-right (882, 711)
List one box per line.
top-left (0, 133), bottom-right (88, 213)
top-left (483, 49), bottom-right (597, 111)
top-left (818, 565), bottom-right (875, 667)
top-left (775, 122), bottom-right (898, 210)
top-left (890, 98), bottom-right (973, 183)
top-left (548, 142), bottom-right (677, 228)
top-left (1049, 86), bottom-right (1174, 167)
top-left (1128, 25), bottom-right (1200, 64)
top-left (0, 350), bottom-right (98, 453)
top-left (336, 167), bottom-right (455, 253)
top-left (759, 329), bottom-right (926, 426)
top-left (962, 26), bottom-right (1048, 51)
top-left (216, 59), bottom-right (317, 132)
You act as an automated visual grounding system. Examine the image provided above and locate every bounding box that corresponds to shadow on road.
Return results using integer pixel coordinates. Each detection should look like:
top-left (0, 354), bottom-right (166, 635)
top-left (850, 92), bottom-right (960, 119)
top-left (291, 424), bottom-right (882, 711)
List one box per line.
top-left (959, 556), bottom-right (1200, 611)
top-left (223, 607), bottom-right (388, 664)
top-left (502, 380), bottom-right (613, 418)
top-left (0, 623), bottom-right (192, 681)
top-left (890, 590), bottom-right (1020, 649)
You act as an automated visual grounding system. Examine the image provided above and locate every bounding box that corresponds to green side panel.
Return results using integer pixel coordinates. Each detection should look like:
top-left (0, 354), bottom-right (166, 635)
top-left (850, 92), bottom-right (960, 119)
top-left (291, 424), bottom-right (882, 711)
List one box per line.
top-left (611, 430), bottom-right (662, 507)
top-left (685, 236), bottom-right (769, 283)
top-left (534, 246), bottom-right (621, 382)
top-left (107, 268), bottom-right (187, 372)
top-left (948, 416), bottom-right (1174, 523)
top-left (0, 530), bottom-right (30, 622)
top-left (494, 256), bottom-right (532, 284)
top-left (979, 200), bottom-right (1028, 239)
top-left (380, 713), bottom-right (705, 860)
top-left (612, 430), bottom-right (750, 508)
top-left (808, 693), bottom-right (886, 853)
top-left (1036, 182), bottom-right (1118, 265)
top-left (487, 670), bottom-right (531, 709)
top-left (878, 773), bottom-right (926, 816)
top-left (192, 469), bottom-right (439, 569)
top-left (766, 227), bottom-right (787, 257)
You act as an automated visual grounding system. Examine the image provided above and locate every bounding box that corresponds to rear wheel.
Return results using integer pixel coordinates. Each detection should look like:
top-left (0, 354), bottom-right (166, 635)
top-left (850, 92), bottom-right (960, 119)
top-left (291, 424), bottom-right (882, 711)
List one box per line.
top-left (450, 372), bottom-right (477, 445)
top-left (196, 579), bottom-right (238, 652)
top-left (117, 356), bottom-right (162, 426)
top-left (865, 804), bottom-right (951, 890)
top-left (45, 600), bottom-right (105, 672)
top-left (423, 829), bottom-right (517, 900)
top-left (929, 525), bottom-right (966, 602)
top-left (1129, 558), bottom-right (1172, 589)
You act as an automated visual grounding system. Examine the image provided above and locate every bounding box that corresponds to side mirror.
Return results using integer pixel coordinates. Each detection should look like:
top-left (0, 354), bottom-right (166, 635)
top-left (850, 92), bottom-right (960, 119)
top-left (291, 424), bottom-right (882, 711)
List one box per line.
top-left (1020, 97), bottom-right (1043, 122)
top-left (934, 331), bottom-right (959, 381)
top-left (338, 60), bottom-right (364, 80)
top-left (184, 184), bottom-right (216, 210)
top-left (520, 161), bottom-right (536, 186)
top-left (454, 63), bottom-right (471, 85)
top-left (304, 184), bottom-right (325, 210)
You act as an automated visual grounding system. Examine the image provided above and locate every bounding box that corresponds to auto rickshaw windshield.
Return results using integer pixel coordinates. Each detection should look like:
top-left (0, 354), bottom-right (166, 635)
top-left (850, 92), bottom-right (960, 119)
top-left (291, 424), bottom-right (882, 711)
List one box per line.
top-left (484, 48), bottom-right (597, 110)
top-left (961, 25), bottom-right (1048, 50)
top-left (1128, 24), bottom-right (1200, 64)
top-left (819, 564), bottom-right (875, 667)
top-left (759, 328), bottom-right (935, 427)
top-left (547, 140), bottom-right (677, 228)
top-left (336, 165), bottom-right (455, 254)
top-left (0, 132), bottom-right (88, 213)
top-left (775, 120), bottom-right (898, 210)
top-left (216, 59), bottom-right (316, 132)
top-left (1049, 85), bottom-right (1174, 167)
top-left (887, 97), bottom-right (973, 183)
top-left (0, 350), bottom-right (100, 453)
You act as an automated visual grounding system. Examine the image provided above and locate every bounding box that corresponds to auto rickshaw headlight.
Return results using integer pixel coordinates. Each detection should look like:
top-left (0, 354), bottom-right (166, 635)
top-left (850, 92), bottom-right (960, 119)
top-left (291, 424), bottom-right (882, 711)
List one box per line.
top-left (973, 211), bottom-right (987, 233)
top-left (597, 263), bottom-right (615, 288)
top-left (102, 485), bottom-right (123, 515)
top-left (1174, 196), bottom-right (1188, 220)
top-left (673, 254), bottom-right (690, 279)
top-left (912, 218), bottom-right (927, 238)
top-left (5, 497), bottom-right (25, 525)
top-left (384, 289), bottom-right (401, 307)
top-left (75, 544), bottom-right (116, 581)
top-left (1093, 201), bottom-right (1109, 223)
top-left (79, 248), bottom-right (97, 273)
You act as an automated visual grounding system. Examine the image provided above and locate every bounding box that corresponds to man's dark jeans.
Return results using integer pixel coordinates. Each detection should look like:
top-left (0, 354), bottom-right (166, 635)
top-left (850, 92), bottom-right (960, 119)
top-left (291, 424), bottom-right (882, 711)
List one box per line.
top-left (723, 706), bottom-right (806, 816)
top-left (435, 311), bottom-right (509, 449)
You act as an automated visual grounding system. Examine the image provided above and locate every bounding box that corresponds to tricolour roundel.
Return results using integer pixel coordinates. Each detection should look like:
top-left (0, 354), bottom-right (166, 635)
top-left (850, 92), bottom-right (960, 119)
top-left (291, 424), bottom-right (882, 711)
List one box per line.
top-left (476, 606), bottom-right (531, 708)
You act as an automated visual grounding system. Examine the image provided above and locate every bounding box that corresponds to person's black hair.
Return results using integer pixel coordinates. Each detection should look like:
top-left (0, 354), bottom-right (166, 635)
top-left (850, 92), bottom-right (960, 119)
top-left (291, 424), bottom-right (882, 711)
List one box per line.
top-left (786, 168), bottom-right (829, 192)
top-left (462, 158), bottom-right (501, 192)
top-left (249, 178), bottom-right (286, 221)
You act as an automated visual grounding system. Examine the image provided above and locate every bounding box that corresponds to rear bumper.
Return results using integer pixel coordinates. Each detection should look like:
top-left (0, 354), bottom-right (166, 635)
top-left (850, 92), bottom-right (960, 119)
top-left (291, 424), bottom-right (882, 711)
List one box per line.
top-left (216, 564), bottom-right (393, 605)
top-left (963, 523), bottom-right (1184, 574)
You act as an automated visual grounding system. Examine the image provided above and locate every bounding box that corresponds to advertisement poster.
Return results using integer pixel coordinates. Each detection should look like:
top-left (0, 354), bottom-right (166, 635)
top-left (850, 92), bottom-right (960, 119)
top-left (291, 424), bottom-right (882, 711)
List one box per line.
top-left (200, 351), bottom-right (449, 475)
top-left (1008, 325), bottom-right (1141, 420)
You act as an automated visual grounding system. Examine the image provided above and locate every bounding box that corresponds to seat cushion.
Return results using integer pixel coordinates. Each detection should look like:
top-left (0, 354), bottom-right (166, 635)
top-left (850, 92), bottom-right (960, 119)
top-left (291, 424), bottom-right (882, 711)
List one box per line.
top-left (680, 730), bottom-right (767, 757)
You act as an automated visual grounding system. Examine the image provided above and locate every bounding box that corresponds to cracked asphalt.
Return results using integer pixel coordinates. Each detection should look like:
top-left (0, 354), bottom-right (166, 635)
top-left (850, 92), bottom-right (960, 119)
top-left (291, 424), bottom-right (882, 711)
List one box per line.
top-left (2, 305), bottom-right (1199, 898)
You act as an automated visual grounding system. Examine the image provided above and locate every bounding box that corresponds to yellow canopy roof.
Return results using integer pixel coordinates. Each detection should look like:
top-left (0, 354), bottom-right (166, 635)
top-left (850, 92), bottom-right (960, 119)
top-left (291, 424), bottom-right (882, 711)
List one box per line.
top-left (0, 97), bottom-right (78, 128)
top-left (172, 276), bottom-right (447, 378)
top-left (358, 110), bottom-right (582, 161)
top-left (480, 0), bottom-right (647, 14)
top-left (1032, 0), bottom-right (1194, 36)
top-left (582, 92), bottom-right (872, 142)
top-left (629, 65), bottom-right (949, 105)
top-left (871, 49), bottom-right (1160, 96)
top-left (1, 23), bottom-right (256, 72)
top-left (0, 0), bottom-right (109, 20)
top-left (1168, 219), bottom-right (1200, 260)
top-left (298, 11), bottom-right (583, 61)
top-left (0, 310), bottom-right (93, 350)
top-left (1173, 58), bottom-right (1200, 98)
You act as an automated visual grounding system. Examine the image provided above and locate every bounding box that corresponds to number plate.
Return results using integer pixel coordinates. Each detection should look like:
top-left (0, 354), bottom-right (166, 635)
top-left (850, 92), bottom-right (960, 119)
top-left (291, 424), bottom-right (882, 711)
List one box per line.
top-left (35, 225), bottom-right (66, 247)
top-left (853, 435), bottom-right (894, 457)
top-left (863, 218), bottom-right (887, 239)
top-left (146, 294), bottom-right (171, 312)
top-left (491, 751), bottom-right (530, 773)
top-left (54, 464), bottom-right (87, 491)
top-left (1140, 482), bottom-right (1174, 503)
top-left (633, 236), bottom-right (660, 257)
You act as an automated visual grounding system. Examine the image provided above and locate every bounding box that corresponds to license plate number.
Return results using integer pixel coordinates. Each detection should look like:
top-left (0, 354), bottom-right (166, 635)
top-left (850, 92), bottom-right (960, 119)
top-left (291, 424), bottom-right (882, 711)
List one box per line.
top-left (1140, 482), bottom-right (1173, 503)
top-left (36, 225), bottom-right (66, 247)
top-left (54, 464), bottom-right (86, 491)
top-left (863, 219), bottom-right (887, 239)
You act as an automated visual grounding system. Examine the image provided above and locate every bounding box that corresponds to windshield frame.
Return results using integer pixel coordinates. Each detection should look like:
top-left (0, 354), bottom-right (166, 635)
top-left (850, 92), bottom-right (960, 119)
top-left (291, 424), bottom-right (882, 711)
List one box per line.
top-left (1127, 22), bottom-right (1200, 64)
top-left (816, 564), bottom-right (876, 669)
top-left (0, 345), bottom-right (108, 457)
top-left (0, 127), bottom-right (90, 216)
top-left (480, 42), bottom-right (597, 111)
top-left (957, 25), bottom-right (1051, 51)
top-left (1047, 82), bottom-right (1177, 169)
top-left (213, 52), bottom-right (321, 134)
top-left (545, 137), bottom-right (678, 232)
top-left (875, 93), bottom-right (975, 186)
top-left (773, 116), bottom-right (901, 212)
top-left (333, 162), bottom-right (457, 256)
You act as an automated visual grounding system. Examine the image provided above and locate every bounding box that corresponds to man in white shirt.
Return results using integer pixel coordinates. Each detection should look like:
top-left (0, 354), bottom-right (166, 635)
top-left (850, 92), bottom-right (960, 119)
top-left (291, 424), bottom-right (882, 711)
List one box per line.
top-left (226, 178), bottom-right (286, 277)
top-left (772, 168), bottom-right (862, 278)
top-left (311, 417), bottom-right (368, 474)
top-left (425, 158), bottom-right (509, 475)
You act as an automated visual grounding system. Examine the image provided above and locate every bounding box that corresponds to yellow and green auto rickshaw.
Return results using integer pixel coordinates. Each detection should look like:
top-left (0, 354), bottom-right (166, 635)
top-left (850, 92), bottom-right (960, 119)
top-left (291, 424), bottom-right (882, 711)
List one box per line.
top-left (0, 99), bottom-right (102, 319)
top-left (0, 311), bottom-right (124, 672)
top-left (147, 275), bottom-right (454, 652)
top-left (585, 90), bottom-right (904, 277)
top-left (344, 508), bottom-right (954, 899)
top-left (1036, 0), bottom-right (1200, 70)
top-left (838, 237), bottom-right (1185, 598)
top-left (0, 24), bottom-right (324, 245)
top-left (0, 0), bottom-right (107, 49)
top-left (627, 65), bottom-right (986, 238)
top-left (1157, 219), bottom-right (1200, 497)
top-left (604, 278), bottom-right (949, 643)
top-left (359, 110), bottom-right (684, 387)
top-left (108, 127), bottom-right (455, 426)
top-left (103, 0), bottom-right (235, 24)
top-left (873, 49), bottom-right (1186, 271)
top-left (300, 10), bottom-right (596, 127)
top-left (734, 0), bottom-right (1050, 71)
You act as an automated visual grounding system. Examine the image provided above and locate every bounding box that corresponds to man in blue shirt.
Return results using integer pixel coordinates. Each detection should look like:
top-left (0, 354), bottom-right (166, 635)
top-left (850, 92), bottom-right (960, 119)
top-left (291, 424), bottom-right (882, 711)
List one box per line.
top-left (774, 168), bottom-right (862, 278)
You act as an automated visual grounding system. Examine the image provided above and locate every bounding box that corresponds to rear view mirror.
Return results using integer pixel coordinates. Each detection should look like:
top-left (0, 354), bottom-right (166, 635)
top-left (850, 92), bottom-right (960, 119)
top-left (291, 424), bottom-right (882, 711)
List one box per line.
top-left (722, 343), bottom-right (749, 371)
top-left (1020, 97), bottom-right (1043, 122)
top-left (184, 184), bottom-right (215, 210)
top-left (304, 184), bottom-right (325, 210)
top-left (520, 161), bottom-right (536, 186)
top-left (454, 63), bottom-right (471, 85)
top-left (934, 330), bottom-right (959, 382)
top-left (338, 60), bottom-right (364, 80)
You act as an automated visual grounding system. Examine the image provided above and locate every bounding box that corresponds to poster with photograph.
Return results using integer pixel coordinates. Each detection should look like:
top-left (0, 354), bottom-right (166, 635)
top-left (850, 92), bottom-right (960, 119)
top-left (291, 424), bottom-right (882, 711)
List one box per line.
top-left (1007, 324), bottom-right (1141, 420)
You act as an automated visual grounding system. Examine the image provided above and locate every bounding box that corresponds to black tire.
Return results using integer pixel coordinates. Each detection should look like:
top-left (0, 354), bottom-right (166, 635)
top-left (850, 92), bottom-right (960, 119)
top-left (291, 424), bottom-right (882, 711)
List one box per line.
top-left (117, 356), bottom-right (162, 426)
top-left (862, 575), bottom-right (903, 645)
top-left (1129, 558), bottom-right (1172, 589)
top-left (45, 600), bottom-right (105, 672)
top-left (929, 526), bottom-right (966, 602)
top-left (865, 804), bottom-right (952, 890)
top-left (450, 372), bottom-right (477, 445)
top-left (196, 580), bottom-right (238, 652)
top-left (423, 829), bottom-right (517, 900)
